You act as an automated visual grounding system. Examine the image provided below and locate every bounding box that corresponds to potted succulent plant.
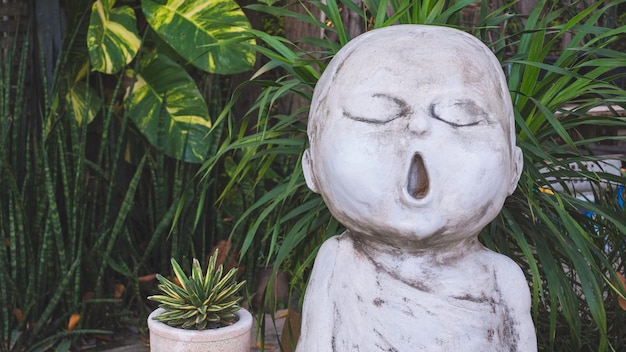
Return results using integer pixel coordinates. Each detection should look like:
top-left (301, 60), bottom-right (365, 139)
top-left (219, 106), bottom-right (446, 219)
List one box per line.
top-left (147, 250), bottom-right (251, 352)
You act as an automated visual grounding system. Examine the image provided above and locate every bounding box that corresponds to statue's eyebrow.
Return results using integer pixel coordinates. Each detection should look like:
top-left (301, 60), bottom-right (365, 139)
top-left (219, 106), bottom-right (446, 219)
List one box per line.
top-left (371, 93), bottom-right (412, 117)
top-left (342, 93), bottom-right (412, 124)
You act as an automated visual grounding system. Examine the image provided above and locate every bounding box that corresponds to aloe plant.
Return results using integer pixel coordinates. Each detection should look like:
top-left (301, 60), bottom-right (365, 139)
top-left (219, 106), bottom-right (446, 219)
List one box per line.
top-left (148, 250), bottom-right (246, 330)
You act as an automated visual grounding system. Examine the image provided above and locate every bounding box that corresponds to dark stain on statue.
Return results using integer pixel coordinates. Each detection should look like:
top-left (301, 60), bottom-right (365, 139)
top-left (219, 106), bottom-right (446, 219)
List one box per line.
top-left (351, 234), bottom-right (434, 293)
top-left (452, 292), bottom-right (496, 314)
top-left (499, 304), bottom-right (520, 351)
top-left (373, 298), bottom-right (385, 307)
top-left (493, 271), bottom-right (520, 350)
top-left (332, 302), bottom-right (342, 352)
top-left (334, 49), bottom-right (354, 78)
top-left (401, 305), bottom-right (416, 318)
top-left (478, 201), bottom-right (494, 218)
top-left (487, 329), bottom-right (495, 342)
top-left (373, 329), bottom-right (399, 352)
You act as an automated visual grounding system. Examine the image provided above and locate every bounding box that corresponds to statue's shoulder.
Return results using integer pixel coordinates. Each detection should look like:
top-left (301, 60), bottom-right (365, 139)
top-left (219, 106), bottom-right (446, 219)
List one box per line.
top-left (308, 234), bottom-right (348, 279)
top-left (316, 232), bottom-right (354, 257)
top-left (309, 233), bottom-right (362, 286)
top-left (480, 249), bottom-right (530, 303)
top-left (482, 250), bottom-right (525, 278)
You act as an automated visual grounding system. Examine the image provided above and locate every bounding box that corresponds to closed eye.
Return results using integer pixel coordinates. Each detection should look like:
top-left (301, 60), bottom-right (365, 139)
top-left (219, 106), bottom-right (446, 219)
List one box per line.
top-left (429, 100), bottom-right (490, 127)
top-left (343, 93), bottom-right (412, 124)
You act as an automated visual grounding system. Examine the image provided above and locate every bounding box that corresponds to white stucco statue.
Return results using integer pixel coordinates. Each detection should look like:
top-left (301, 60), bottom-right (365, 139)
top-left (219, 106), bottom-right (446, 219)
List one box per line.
top-left (298, 25), bottom-right (537, 351)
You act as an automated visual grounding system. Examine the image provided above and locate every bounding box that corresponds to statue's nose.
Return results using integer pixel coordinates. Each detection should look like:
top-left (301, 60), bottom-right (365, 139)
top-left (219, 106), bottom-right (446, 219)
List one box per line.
top-left (407, 111), bottom-right (431, 136)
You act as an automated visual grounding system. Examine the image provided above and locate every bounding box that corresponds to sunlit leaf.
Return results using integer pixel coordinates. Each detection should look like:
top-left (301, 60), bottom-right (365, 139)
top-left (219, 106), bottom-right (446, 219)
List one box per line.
top-left (125, 52), bottom-right (211, 163)
top-left (142, 0), bottom-right (255, 74)
top-left (87, 0), bottom-right (141, 74)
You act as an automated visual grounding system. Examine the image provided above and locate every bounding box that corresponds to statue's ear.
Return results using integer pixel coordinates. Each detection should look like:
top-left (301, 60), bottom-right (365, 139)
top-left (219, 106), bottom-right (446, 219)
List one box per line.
top-left (302, 149), bottom-right (319, 194)
top-left (509, 146), bottom-right (523, 195)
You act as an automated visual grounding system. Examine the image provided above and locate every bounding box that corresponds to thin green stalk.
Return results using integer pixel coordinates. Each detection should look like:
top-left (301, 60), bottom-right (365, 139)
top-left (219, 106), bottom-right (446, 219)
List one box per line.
top-left (95, 154), bottom-right (147, 293)
top-left (42, 137), bottom-right (68, 272)
top-left (32, 258), bottom-right (81, 337)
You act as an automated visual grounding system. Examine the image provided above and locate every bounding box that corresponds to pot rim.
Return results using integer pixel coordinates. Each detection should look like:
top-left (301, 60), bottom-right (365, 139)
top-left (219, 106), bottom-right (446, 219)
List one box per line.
top-left (148, 307), bottom-right (253, 342)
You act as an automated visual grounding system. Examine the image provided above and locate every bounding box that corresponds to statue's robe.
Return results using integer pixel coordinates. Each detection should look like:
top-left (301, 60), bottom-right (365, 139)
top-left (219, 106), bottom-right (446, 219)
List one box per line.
top-left (297, 233), bottom-right (536, 352)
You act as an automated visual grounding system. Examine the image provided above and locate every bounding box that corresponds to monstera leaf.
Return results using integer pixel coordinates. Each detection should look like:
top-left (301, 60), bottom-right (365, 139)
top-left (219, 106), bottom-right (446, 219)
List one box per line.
top-left (142, 0), bottom-right (255, 74)
top-left (87, 0), bottom-right (141, 74)
top-left (125, 53), bottom-right (211, 163)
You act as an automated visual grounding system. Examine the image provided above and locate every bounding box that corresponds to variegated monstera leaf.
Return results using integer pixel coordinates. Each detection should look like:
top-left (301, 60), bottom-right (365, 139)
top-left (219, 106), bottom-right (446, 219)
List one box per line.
top-left (87, 0), bottom-right (141, 74)
top-left (125, 53), bottom-right (212, 163)
top-left (142, 0), bottom-right (256, 74)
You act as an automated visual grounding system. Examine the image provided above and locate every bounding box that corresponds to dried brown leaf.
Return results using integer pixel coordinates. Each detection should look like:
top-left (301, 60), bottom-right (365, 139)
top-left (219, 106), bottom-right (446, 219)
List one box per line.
top-left (68, 314), bottom-right (80, 331)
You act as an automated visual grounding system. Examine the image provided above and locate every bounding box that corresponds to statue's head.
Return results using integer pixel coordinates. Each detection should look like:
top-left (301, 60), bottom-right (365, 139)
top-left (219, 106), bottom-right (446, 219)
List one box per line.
top-left (303, 25), bottom-right (523, 248)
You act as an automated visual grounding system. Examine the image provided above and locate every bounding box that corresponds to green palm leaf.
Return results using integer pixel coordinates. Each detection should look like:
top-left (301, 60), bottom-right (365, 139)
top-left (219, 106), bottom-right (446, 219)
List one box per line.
top-left (142, 0), bottom-right (256, 74)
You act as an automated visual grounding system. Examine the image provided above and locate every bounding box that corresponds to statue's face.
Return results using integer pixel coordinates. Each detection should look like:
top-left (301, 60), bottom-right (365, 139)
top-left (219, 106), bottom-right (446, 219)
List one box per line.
top-left (304, 26), bottom-right (521, 247)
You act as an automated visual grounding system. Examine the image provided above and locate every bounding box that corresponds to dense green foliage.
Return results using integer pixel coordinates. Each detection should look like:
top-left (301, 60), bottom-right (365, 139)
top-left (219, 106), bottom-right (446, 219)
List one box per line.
top-left (0, 0), bottom-right (252, 350)
top-left (85, 0), bottom-right (255, 163)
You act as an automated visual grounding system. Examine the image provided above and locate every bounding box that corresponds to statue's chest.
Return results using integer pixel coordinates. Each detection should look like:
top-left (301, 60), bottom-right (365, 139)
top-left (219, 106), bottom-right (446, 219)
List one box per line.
top-left (327, 257), bottom-right (516, 351)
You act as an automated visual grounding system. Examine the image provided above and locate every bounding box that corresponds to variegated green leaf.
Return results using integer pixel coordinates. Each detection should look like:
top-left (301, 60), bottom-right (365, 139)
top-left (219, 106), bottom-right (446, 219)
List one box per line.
top-left (141, 0), bottom-right (255, 74)
top-left (65, 82), bottom-right (102, 126)
top-left (125, 53), bottom-right (211, 163)
top-left (87, 0), bottom-right (141, 74)
top-left (191, 258), bottom-right (203, 284)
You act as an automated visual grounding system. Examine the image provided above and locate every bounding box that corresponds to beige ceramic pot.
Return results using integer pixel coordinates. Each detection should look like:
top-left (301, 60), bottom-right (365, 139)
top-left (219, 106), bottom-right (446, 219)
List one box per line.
top-left (148, 308), bottom-right (253, 352)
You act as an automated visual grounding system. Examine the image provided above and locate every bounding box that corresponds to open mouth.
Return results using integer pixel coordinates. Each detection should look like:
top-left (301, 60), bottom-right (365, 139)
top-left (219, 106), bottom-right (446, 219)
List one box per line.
top-left (407, 154), bottom-right (429, 199)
